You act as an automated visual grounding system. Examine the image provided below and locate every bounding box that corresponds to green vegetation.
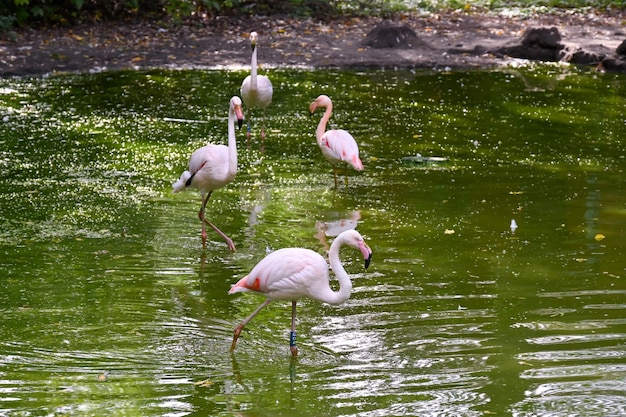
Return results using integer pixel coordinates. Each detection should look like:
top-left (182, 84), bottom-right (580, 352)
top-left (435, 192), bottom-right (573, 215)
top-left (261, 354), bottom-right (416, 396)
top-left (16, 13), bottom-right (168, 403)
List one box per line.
top-left (0, 0), bottom-right (624, 32)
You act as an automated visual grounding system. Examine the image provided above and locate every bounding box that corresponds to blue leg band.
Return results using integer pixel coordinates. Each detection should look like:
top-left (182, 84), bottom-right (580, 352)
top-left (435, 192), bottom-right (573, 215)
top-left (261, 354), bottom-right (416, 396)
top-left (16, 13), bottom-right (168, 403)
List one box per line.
top-left (290, 331), bottom-right (297, 347)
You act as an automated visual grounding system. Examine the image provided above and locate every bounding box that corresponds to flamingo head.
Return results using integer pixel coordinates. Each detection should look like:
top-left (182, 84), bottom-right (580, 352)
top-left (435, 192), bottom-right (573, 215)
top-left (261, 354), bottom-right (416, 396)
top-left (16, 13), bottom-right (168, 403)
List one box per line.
top-left (309, 94), bottom-right (332, 115)
top-left (230, 96), bottom-right (244, 129)
top-left (249, 31), bottom-right (258, 51)
top-left (339, 229), bottom-right (373, 269)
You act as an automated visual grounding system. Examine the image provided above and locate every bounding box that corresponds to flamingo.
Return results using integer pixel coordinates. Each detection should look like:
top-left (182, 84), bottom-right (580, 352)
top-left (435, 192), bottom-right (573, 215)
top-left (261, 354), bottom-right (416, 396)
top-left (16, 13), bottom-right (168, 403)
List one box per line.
top-left (240, 31), bottom-right (273, 142)
top-left (228, 229), bottom-right (373, 356)
top-left (172, 96), bottom-right (244, 251)
top-left (309, 94), bottom-right (364, 187)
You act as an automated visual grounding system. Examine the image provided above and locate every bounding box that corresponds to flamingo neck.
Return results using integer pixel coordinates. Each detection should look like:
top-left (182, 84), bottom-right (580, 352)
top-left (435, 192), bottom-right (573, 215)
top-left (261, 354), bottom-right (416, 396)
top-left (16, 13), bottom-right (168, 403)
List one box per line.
top-left (250, 45), bottom-right (258, 90)
top-left (318, 234), bottom-right (353, 305)
top-left (227, 109), bottom-right (238, 177)
top-left (316, 102), bottom-right (333, 144)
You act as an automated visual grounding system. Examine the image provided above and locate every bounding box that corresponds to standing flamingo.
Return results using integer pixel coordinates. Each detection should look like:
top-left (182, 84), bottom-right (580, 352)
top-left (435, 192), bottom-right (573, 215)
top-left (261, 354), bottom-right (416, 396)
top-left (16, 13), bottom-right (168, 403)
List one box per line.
top-left (240, 31), bottom-right (273, 142)
top-left (309, 95), bottom-right (364, 187)
top-left (172, 96), bottom-right (244, 251)
top-left (228, 229), bottom-right (373, 356)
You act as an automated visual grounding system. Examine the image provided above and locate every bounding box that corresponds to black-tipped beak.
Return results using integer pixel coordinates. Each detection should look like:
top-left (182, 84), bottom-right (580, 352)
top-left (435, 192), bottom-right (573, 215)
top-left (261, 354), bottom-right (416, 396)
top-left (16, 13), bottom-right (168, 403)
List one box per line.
top-left (237, 118), bottom-right (244, 130)
top-left (364, 252), bottom-right (372, 269)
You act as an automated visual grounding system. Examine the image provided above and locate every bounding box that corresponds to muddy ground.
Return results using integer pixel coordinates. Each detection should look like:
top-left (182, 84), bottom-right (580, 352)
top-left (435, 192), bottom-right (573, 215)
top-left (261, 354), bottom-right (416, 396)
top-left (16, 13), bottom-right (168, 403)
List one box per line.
top-left (1, 10), bottom-right (625, 76)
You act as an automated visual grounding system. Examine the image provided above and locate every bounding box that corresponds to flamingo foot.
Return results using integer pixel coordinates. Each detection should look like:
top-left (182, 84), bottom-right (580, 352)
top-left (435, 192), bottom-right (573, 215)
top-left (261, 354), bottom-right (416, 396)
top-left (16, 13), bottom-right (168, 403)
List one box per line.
top-left (224, 236), bottom-right (237, 252)
top-left (231, 325), bottom-right (243, 352)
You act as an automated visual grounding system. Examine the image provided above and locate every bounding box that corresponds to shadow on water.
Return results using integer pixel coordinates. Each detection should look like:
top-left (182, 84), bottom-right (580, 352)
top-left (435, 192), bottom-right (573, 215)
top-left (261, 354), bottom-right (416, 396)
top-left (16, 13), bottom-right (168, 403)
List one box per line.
top-left (0, 66), bottom-right (625, 416)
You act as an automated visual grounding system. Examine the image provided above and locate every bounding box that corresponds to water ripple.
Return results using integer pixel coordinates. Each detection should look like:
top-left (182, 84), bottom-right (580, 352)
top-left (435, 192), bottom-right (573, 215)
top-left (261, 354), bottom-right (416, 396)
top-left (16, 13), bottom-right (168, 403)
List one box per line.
top-left (526, 333), bottom-right (626, 346)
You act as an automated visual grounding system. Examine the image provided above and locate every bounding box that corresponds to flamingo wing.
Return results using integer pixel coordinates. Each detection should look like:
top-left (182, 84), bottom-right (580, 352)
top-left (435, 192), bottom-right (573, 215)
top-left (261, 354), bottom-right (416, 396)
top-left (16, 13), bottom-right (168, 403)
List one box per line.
top-left (319, 129), bottom-right (363, 170)
top-left (229, 248), bottom-right (328, 300)
top-left (186, 144), bottom-right (232, 191)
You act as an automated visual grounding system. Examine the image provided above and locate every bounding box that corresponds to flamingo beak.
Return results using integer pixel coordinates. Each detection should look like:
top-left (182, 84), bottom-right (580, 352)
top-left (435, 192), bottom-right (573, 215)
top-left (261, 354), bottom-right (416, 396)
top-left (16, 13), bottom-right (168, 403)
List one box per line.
top-left (359, 242), bottom-right (373, 269)
top-left (309, 103), bottom-right (317, 116)
top-left (235, 105), bottom-right (244, 130)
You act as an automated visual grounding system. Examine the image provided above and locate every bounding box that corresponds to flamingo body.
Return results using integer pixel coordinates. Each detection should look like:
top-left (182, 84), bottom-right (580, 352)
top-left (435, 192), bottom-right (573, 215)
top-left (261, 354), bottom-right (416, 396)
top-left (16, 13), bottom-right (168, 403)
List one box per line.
top-left (229, 248), bottom-right (333, 303)
top-left (240, 31), bottom-right (273, 140)
top-left (318, 129), bottom-right (364, 171)
top-left (172, 144), bottom-right (233, 194)
top-left (240, 75), bottom-right (273, 110)
top-left (309, 95), bottom-right (363, 185)
top-left (172, 96), bottom-right (244, 250)
top-left (229, 229), bottom-right (373, 355)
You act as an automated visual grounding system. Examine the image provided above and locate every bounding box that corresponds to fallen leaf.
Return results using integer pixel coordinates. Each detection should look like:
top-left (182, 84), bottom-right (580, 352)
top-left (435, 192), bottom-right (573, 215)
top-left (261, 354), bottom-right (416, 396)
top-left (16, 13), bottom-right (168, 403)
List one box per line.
top-left (194, 378), bottom-right (215, 387)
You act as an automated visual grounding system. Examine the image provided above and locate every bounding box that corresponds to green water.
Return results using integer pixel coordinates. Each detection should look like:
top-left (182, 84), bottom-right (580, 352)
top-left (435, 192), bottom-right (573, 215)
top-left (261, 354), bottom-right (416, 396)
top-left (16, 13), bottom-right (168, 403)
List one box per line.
top-left (0, 67), bottom-right (625, 416)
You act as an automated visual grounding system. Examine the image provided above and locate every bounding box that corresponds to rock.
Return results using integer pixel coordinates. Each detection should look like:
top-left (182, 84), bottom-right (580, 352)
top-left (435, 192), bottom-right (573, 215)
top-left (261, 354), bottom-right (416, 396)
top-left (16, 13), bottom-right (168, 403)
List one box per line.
top-left (495, 27), bottom-right (564, 61)
top-left (616, 39), bottom-right (626, 56)
top-left (568, 50), bottom-right (602, 65)
top-left (362, 23), bottom-right (426, 49)
top-left (600, 58), bottom-right (626, 73)
top-left (521, 27), bottom-right (562, 49)
top-left (559, 47), bottom-right (603, 65)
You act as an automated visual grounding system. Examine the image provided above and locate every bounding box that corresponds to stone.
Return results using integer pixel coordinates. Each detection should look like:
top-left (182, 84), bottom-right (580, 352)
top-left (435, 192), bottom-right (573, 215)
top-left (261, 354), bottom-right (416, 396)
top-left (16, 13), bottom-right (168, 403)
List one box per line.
top-left (362, 23), bottom-right (424, 49)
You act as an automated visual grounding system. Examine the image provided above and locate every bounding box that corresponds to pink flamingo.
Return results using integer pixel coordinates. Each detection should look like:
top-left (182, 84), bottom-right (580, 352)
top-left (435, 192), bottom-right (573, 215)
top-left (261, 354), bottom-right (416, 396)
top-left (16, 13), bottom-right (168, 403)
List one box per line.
top-left (309, 94), bottom-right (364, 187)
top-left (228, 229), bottom-right (373, 356)
top-left (172, 96), bottom-right (244, 251)
top-left (240, 31), bottom-right (273, 142)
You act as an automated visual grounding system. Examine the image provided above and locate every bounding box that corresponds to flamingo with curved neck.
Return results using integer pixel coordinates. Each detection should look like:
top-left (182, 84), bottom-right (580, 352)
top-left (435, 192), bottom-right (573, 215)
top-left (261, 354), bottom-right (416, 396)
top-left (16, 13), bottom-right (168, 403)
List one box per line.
top-left (309, 94), bottom-right (363, 187)
top-left (240, 31), bottom-right (273, 142)
top-left (172, 96), bottom-right (244, 250)
top-left (228, 229), bottom-right (373, 356)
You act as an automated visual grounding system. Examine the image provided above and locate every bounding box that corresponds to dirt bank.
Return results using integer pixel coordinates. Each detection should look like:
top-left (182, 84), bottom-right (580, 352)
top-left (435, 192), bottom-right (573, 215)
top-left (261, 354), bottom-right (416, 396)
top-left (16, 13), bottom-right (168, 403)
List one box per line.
top-left (1, 10), bottom-right (625, 76)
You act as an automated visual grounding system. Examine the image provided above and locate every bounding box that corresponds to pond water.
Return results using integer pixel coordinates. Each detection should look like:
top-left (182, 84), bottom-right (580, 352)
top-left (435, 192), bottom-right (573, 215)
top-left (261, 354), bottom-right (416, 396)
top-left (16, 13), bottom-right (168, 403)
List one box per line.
top-left (0, 66), bottom-right (625, 416)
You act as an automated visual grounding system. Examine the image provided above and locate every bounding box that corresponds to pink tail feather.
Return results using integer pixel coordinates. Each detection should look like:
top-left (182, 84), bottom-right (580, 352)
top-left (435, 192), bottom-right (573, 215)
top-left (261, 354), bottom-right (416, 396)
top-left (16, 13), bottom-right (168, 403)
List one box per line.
top-left (228, 275), bottom-right (252, 294)
top-left (351, 155), bottom-right (364, 171)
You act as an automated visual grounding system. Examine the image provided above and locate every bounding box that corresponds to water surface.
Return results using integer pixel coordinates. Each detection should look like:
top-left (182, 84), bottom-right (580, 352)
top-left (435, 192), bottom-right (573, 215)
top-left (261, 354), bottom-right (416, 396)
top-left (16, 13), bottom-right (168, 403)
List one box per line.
top-left (0, 66), bottom-right (625, 416)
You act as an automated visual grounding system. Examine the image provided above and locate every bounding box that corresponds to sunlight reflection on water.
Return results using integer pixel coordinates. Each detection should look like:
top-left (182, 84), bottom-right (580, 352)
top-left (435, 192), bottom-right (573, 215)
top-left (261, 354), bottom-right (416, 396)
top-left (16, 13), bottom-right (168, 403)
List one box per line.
top-left (1, 67), bottom-right (626, 416)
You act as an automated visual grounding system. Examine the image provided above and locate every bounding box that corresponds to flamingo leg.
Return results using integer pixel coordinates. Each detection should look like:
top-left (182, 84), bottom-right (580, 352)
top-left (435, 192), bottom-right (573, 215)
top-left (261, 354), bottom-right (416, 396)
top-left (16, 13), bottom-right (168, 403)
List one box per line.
top-left (203, 218), bottom-right (236, 252)
top-left (260, 109), bottom-right (267, 153)
top-left (198, 191), bottom-right (236, 251)
top-left (198, 191), bottom-right (212, 247)
top-left (260, 108), bottom-right (266, 141)
top-left (290, 300), bottom-right (298, 357)
top-left (231, 299), bottom-right (272, 352)
top-left (246, 119), bottom-right (252, 144)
